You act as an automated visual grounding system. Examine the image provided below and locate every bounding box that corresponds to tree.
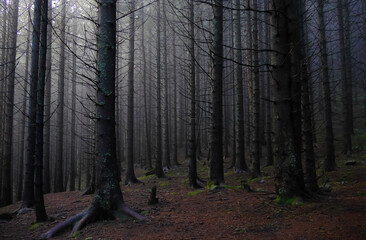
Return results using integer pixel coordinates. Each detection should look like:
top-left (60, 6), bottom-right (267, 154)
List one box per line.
top-left (233, 0), bottom-right (247, 173)
top-left (155, 0), bottom-right (165, 178)
top-left (270, 0), bottom-right (306, 198)
top-left (54, 0), bottom-right (67, 193)
top-left (337, 0), bottom-right (352, 156)
top-left (34, 0), bottom-right (49, 222)
top-left (41, 1), bottom-right (144, 237)
top-left (125, 0), bottom-right (140, 185)
top-left (210, 0), bottom-right (224, 185)
top-left (317, 0), bottom-right (336, 171)
top-left (23, 0), bottom-right (42, 209)
top-left (1, 0), bottom-right (19, 206)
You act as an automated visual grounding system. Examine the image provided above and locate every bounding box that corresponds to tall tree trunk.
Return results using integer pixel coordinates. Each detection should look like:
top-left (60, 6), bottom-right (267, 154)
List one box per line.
top-left (210, 0), bottom-right (224, 185)
top-left (300, 0), bottom-right (318, 192)
top-left (155, 0), bottom-right (164, 178)
top-left (251, 0), bottom-right (261, 177)
top-left (125, 0), bottom-right (140, 185)
top-left (317, 0), bottom-right (336, 171)
top-left (270, 0), bottom-right (306, 198)
top-left (16, 18), bottom-right (31, 202)
top-left (34, 0), bottom-right (49, 221)
top-left (172, 28), bottom-right (179, 166)
top-left (234, 0), bottom-right (247, 172)
top-left (162, 0), bottom-right (171, 170)
top-left (337, 0), bottom-right (352, 155)
top-left (188, 0), bottom-right (200, 188)
top-left (141, 3), bottom-right (152, 170)
top-left (69, 19), bottom-right (77, 191)
top-left (54, 0), bottom-right (66, 193)
top-left (41, 1), bottom-right (144, 237)
top-left (43, 0), bottom-right (52, 194)
top-left (23, 0), bottom-right (42, 208)
top-left (1, 0), bottom-right (19, 206)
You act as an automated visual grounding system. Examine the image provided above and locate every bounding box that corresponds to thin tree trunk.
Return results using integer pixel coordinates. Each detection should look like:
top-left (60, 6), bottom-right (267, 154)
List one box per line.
top-left (125, 0), bottom-right (140, 185)
top-left (337, 0), bottom-right (352, 155)
top-left (23, 0), bottom-right (42, 208)
top-left (54, 0), bottom-right (66, 193)
top-left (251, 0), bottom-right (261, 177)
top-left (317, 0), bottom-right (336, 171)
top-left (43, 0), bottom-right (52, 194)
top-left (1, 0), bottom-right (19, 206)
top-left (155, 0), bottom-right (164, 178)
top-left (210, 0), bottom-right (224, 185)
top-left (172, 28), bottom-right (179, 166)
top-left (34, 0), bottom-right (49, 221)
top-left (234, 0), bottom-right (247, 172)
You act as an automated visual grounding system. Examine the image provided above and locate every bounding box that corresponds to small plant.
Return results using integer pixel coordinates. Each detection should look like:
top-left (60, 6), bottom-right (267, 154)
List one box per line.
top-left (71, 231), bottom-right (80, 238)
top-left (275, 196), bottom-right (302, 205)
top-left (29, 222), bottom-right (40, 230)
top-left (186, 189), bottom-right (204, 197)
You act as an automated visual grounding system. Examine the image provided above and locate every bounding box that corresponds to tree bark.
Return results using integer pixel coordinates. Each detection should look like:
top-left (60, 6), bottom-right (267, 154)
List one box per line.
top-left (210, 0), bottom-right (224, 185)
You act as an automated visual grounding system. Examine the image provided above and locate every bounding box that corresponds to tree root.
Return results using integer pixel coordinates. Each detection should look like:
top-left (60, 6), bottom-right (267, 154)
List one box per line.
top-left (81, 184), bottom-right (95, 196)
top-left (125, 178), bottom-right (144, 186)
top-left (40, 202), bottom-right (145, 239)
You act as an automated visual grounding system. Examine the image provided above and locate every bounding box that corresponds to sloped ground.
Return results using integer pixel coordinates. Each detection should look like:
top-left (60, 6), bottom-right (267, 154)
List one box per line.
top-left (1, 158), bottom-right (366, 239)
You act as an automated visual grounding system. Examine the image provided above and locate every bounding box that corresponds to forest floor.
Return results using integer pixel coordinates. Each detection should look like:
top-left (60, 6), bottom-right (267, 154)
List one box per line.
top-left (1, 154), bottom-right (366, 239)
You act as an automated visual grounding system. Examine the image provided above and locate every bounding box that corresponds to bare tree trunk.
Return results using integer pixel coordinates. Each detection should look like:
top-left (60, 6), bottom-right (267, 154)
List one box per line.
top-left (1, 0), bottom-right (19, 206)
top-left (270, 0), bottom-right (306, 198)
top-left (317, 0), bottom-right (336, 171)
top-left (234, 0), bottom-right (247, 172)
top-left (125, 0), bottom-right (140, 185)
top-left (210, 0), bottom-right (224, 185)
top-left (251, 0), bottom-right (261, 178)
top-left (162, 0), bottom-right (171, 170)
top-left (34, 0), bottom-right (49, 221)
top-left (43, 0), bottom-right (52, 194)
top-left (23, 0), bottom-right (42, 208)
top-left (54, 0), bottom-right (66, 192)
top-left (69, 19), bottom-right (77, 191)
top-left (172, 28), bottom-right (179, 166)
top-left (337, 0), bottom-right (352, 155)
top-left (155, 0), bottom-right (164, 178)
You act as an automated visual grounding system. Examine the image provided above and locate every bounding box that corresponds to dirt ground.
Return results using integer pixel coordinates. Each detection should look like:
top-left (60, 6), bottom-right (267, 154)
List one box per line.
top-left (1, 158), bottom-right (366, 240)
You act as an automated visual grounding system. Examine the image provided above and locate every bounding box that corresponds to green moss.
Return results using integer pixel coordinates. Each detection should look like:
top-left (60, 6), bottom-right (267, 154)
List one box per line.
top-left (159, 183), bottom-right (169, 187)
top-left (186, 189), bottom-right (204, 197)
top-left (275, 195), bottom-right (302, 205)
top-left (29, 222), bottom-right (40, 230)
top-left (224, 185), bottom-right (241, 190)
top-left (138, 174), bottom-right (154, 181)
top-left (71, 231), bottom-right (80, 238)
top-left (358, 191), bottom-right (366, 197)
top-left (170, 192), bottom-right (176, 195)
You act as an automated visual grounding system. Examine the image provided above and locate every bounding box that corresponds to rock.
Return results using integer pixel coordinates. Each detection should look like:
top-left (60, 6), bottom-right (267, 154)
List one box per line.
top-left (345, 160), bottom-right (357, 165)
top-left (259, 180), bottom-right (265, 183)
top-left (320, 184), bottom-right (332, 192)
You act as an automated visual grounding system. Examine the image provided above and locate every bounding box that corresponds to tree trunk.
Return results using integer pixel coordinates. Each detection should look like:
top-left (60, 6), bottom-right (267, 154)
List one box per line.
top-left (1, 0), bottom-right (19, 206)
top-left (23, 0), bottom-right (42, 208)
top-left (251, 0), bottom-right (261, 178)
top-left (234, 0), bottom-right (247, 172)
top-left (34, 0), bottom-right (49, 221)
top-left (43, 0), bottom-right (52, 194)
top-left (337, 0), bottom-right (352, 155)
top-left (317, 0), bottom-right (336, 171)
top-left (155, 0), bottom-right (164, 178)
top-left (172, 28), bottom-right (179, 166)
top-left (125, 0), bottom-right (140, 185)
top-left (41, 1), bottom-right (144, 237)
top-left (54, 0), bottom-right (66, 193)
top-left (210, 0), bottom-right (224, 185)
top-left (270, 0), bottom-right (306, 198)
top-left (162, 0), bottom-right (171, 170)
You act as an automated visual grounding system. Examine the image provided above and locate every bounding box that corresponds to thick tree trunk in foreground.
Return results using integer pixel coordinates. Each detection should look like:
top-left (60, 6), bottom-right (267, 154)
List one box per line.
top-left (41, 1), bottom-right (144, 237)
top-left (210, 0), bottom-right (224, 185)
top-left (317, 0), bottom-right (336, 171)
top-left (270, 0), bottom-right (306, 198)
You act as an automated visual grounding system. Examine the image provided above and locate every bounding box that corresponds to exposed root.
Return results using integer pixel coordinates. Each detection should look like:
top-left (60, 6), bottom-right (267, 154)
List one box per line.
top-left (40, 202), bottom-right (145, 239)
top-left (125, 178), bottom-right (144, 186)
top-left (81, 184), bottom-right (95, 196)
top-left (40, 210), bottom-right (87, 239)
top-left (196, 179), bottom-right (205, 188)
